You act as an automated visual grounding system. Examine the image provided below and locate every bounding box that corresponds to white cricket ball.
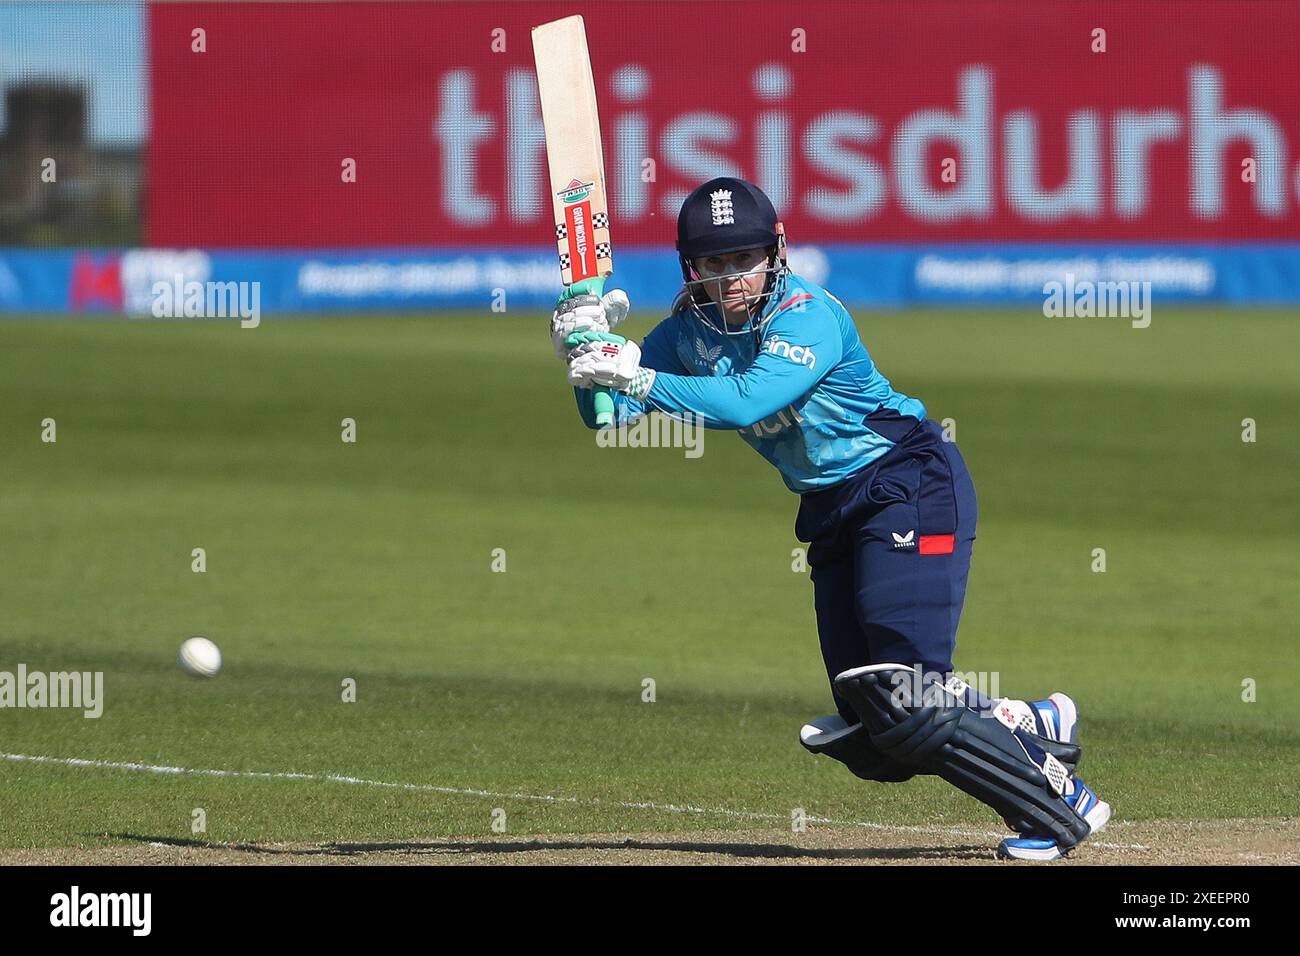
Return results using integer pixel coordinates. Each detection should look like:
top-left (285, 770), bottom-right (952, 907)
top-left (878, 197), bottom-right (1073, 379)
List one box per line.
top-left (178, 636), bottom-right (222, 678)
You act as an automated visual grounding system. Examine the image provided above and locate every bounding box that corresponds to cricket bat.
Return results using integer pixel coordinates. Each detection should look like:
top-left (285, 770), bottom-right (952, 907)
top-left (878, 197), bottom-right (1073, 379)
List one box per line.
top-left (532, 15), bottom-right (616, 427)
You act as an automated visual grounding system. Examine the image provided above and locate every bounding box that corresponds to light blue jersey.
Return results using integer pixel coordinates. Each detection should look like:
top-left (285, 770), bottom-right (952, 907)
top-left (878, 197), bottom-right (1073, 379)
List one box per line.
top-left (574, 274), bottom-right (926, 493)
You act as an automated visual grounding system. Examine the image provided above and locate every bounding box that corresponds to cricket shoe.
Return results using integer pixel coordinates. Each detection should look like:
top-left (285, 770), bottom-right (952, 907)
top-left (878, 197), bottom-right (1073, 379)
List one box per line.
top-left (990, 693), bottom-right (1083, 779)
top-left (996, 692), bottom-right (1078, 745)
top-left (996, 697), bottom-right (1085, 834)
top-left (942, 676), bottom-right (1080, 751)
top-left (1028, 693), bottom-right (1078, 745)
top-left (996, 778), bottom-right (1112, 862)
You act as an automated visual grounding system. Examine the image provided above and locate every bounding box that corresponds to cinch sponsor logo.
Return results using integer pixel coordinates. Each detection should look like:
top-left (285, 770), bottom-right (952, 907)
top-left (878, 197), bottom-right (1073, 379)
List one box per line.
top-left (558, 179), bottom-right (594, 203)
top-left (50, 886), bottom-right (151, 936)
top-left (744, 403), bottom-right (804, 437)
top-left (762, 334), bottom-right (816, 369)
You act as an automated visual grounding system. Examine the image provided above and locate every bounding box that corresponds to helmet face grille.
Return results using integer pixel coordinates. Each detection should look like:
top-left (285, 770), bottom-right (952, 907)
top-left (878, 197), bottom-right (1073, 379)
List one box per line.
top-left (675, 180), bottom-right (790, 344)
top-left (677, 234), bottom-right (790, 342)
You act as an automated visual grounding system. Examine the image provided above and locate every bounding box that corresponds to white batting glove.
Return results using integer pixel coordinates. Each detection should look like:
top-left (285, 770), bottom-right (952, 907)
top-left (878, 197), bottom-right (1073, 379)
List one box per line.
top-left (566, 358), bottom-right (598, 391)
top-left (550, 289), bottom-right (630, 360)
top-left (566, 335), bottom-right (656, 400)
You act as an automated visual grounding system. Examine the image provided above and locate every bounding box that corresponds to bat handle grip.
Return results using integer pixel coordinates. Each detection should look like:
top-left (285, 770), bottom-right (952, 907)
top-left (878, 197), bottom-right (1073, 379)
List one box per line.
top-left (560, 276), bottom-right (616, 428)
top-left (593, 387), bottom-right (615, 427)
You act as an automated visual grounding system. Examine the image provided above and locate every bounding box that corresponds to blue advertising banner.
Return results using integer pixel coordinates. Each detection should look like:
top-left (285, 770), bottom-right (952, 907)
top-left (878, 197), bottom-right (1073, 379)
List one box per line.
top-left (3, 245), bottom-right (1300, 316)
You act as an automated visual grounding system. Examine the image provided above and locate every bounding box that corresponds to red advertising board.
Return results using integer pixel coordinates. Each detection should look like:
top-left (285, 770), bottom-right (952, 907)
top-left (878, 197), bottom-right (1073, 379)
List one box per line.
top-left (148, 0), bottom-right (1300, 247)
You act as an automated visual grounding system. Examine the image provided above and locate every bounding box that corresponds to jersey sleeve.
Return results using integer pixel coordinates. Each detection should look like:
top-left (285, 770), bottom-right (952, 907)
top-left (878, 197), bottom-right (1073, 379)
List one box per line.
top-left (642, 302), bottom-right (843, 429)
top-left (573, 315), bottom-right (687, 428)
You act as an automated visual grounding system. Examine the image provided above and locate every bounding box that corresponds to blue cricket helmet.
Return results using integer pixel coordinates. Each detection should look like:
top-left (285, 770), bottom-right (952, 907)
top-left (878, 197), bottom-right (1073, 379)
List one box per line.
top-left (676, 177), bottom-right (781, 258)
top-left (674, 177), bottom-right (790, 337)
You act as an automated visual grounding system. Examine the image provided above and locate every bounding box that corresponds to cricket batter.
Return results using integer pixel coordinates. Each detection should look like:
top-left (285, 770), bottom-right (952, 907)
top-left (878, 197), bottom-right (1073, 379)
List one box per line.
top-left (552, 177), bottom-right (1111, 860)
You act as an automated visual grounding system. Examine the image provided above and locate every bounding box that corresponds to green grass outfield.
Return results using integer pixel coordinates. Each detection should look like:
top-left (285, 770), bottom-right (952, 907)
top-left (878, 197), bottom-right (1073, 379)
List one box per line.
top-left (0, 307), bottom-right (1296, 849)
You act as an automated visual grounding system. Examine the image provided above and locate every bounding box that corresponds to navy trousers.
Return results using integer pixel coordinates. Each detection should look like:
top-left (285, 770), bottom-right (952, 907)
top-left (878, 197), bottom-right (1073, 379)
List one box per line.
top-left (795, 414), bottom-right (978, 725)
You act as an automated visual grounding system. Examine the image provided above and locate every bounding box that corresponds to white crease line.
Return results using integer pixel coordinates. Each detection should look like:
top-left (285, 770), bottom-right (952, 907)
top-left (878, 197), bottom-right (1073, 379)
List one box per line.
top-left (1, 752), bottom-right (1148, 850)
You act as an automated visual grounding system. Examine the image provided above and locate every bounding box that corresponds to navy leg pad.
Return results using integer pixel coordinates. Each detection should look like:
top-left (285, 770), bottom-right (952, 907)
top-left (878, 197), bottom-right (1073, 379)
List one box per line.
top-left (941, 677), bottom-right (1083, 773)
top-left (800, 715), bottom-right (919, 783)
top-left (834, 664), bottom-right (1092, 850)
